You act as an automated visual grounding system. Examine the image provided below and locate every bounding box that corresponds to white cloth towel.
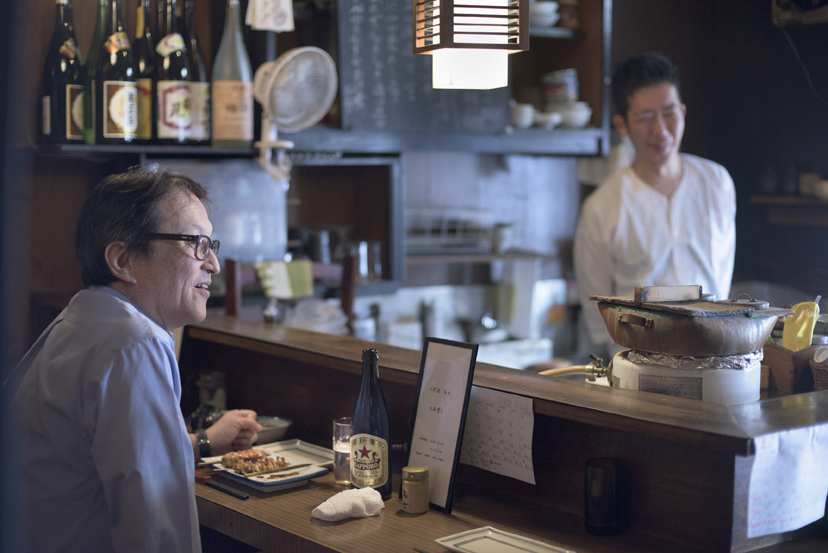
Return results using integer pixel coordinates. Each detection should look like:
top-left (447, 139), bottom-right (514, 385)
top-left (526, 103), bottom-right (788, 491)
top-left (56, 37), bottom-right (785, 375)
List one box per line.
top-left (312, 488), bottom-right (384, 521)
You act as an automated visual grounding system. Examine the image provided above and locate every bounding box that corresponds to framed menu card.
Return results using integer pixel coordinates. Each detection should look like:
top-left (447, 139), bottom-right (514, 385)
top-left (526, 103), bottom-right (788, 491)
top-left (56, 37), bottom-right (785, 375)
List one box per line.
top-left (403, 338), bottom-right (478, 514)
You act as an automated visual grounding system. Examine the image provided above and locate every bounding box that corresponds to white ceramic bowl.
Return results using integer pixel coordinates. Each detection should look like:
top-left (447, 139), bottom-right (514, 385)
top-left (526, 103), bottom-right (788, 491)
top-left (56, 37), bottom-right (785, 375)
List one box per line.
top-left (511, 103), bottom-right (535, 129)
top-left (530, 2), bottom-right (561, 27)
top-left (255, 416), bottom-right (292, 444)
top-left (533, 111), bottom-right (562, 130)
top-left (551, 102), bottom-right (592, 128)
top-left (530, 1), bottom-right (559, 15)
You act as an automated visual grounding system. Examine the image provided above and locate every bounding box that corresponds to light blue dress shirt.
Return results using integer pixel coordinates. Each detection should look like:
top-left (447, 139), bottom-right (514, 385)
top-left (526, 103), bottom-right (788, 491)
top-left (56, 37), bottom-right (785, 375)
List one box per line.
top-left (7, 286), bottom-right (200, 553)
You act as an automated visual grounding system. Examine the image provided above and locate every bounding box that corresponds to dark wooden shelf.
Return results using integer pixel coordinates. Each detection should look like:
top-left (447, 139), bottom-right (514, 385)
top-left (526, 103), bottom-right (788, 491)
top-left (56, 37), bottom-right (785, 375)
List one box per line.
top-left (38, 143), bottom-right (255, 157)
top-left (750, 195), bottom-right (828, 226)
top-left (37, 125), bottom-right (608, 157)
top-left (528, 26), bottom-right (584, 39)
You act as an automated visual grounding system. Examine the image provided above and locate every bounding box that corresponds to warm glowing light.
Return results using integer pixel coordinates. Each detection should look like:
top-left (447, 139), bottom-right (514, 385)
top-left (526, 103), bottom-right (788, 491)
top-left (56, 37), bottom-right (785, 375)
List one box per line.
top-left (432, 49), bottom-right (508, 89)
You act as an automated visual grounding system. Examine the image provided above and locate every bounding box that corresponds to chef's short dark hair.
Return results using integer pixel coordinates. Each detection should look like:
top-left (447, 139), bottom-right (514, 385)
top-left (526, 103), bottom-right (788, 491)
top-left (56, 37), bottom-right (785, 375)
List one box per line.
top-left (611, 52), bottom-right (681, 120)
top-left (75, 166), bottom-right (209, 288)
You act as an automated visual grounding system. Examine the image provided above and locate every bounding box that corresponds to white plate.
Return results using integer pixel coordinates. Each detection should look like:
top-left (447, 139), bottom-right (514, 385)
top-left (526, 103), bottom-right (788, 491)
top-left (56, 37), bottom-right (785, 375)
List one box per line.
top-left (202, 439), bottom-right (332, 493)
top-left (436, 526), bottom-right (576, 553)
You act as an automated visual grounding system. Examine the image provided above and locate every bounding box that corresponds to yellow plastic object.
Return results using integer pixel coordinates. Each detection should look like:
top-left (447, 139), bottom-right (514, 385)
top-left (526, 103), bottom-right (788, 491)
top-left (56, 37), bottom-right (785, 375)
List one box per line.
top-left (782, 301), bottom-right (820, 352)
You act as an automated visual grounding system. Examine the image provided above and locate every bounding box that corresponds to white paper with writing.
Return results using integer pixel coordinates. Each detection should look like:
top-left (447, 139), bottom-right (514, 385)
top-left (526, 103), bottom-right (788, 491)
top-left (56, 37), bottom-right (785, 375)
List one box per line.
top-left (747, 423), bottom-right (828, 538)
top-left (459, 387), bottom-right (535, 485)
top-left (408, 342), bottom-right (476, 509)
top-left (246, 0), bottom-right (295, 32)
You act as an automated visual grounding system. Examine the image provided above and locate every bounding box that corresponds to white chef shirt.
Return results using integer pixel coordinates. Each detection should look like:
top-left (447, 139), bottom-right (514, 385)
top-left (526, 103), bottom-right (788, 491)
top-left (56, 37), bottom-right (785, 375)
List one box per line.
top-left (573, 153), bottom-right (736, 347)
top-left (6, 286), bottom-right (201, 553)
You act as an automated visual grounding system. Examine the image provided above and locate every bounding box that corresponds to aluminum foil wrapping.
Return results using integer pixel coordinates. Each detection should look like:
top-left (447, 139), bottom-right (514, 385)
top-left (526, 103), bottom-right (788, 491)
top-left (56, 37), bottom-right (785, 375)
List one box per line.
top-left (626, 349), bottom-right (764, 371)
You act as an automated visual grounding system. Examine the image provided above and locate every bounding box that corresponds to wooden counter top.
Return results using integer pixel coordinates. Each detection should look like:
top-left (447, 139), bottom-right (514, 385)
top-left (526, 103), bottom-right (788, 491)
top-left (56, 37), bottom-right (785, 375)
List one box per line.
top-left (181, 313), bottom-right (828, 553)
top-left (187, 313), bottom-right (828, 456)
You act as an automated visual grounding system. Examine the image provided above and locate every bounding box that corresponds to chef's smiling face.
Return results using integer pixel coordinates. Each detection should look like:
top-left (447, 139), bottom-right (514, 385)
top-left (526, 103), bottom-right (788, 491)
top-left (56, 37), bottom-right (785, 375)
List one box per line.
top-left (614, 82), bottom-right (686, 170)
top-left (128, 189), bottom-right (220, 331)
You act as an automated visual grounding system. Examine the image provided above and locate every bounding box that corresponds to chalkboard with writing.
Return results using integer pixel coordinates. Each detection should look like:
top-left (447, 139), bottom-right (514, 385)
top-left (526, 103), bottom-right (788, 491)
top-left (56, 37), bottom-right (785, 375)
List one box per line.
top-left (337, 0), bottom-right (511, 133)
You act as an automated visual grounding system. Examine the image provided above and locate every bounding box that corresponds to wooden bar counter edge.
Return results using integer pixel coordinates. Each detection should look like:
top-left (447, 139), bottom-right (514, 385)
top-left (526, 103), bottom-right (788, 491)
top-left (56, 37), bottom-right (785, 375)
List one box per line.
top-left (179, 312), bottom-right (828, 553)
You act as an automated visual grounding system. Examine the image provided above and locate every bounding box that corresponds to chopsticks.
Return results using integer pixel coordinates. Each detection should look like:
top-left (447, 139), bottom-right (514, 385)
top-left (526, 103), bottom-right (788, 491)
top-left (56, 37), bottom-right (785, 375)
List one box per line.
top-left (213, 463), bottom-right (312, 477)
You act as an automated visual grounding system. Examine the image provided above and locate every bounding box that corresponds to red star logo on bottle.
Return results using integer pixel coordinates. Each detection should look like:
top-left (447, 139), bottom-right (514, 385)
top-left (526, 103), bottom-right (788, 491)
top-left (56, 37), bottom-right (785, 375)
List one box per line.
top-left (358, 446), bottom-right (371, 458)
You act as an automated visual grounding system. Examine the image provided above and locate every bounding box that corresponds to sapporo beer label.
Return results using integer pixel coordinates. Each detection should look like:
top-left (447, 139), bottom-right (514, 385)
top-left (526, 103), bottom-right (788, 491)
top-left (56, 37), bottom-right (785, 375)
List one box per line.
top-left (156, 33), bottom-right (186, 57)
top-left (59, 38), bottom-right (78, 59)
top-left (103, 81), bottom-right (138, 138)
top-left (350, 434), bottom-right (389, 489)
top-left (66, 84), bottom-right (84, 139)
top-left (103, 32), bottom-right (130, 54)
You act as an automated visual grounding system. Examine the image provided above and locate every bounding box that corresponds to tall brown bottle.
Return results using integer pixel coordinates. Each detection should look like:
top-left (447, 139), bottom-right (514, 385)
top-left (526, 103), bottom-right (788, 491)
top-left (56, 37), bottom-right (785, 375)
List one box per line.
top-left (94, 0), bottom-right (137, 144)
top-left (182, 0), bottom-right (210, 143)
top-left (42, 0), bottom-right (84, 144)
top-left (133, 0), bottom-right (155, 143)
top-left (155, 0), bottom-right (191, 144)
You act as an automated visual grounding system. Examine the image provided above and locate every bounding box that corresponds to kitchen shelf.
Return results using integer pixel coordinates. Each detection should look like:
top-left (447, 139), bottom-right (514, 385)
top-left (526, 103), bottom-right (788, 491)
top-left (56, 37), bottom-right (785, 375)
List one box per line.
top-left (38, 143), bottom-right (255, 157)
top-left (289, 126), bottom-right (607, 156)
top-left (528, 27), bottom-right (584, 39)
top-left (750, 195), bottom-right (828, 226)
top-left (406, 250), bottom-right (554, 265)
top-left (39, 126), bottom-right (608, 157)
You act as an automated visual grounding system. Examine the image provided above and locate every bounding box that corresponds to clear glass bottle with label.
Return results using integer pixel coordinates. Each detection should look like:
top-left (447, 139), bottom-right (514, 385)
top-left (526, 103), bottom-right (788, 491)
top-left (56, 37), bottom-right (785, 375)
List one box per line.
top-left (350, 348), bottom-right (392, 500)
top-left (211, 0), bottom-right (253, 148)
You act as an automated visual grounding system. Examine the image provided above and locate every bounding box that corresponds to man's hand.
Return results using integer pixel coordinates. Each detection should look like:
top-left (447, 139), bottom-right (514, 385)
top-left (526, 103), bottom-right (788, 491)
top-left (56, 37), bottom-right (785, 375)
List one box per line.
top-left (205, 410), bottom-right (263, 455)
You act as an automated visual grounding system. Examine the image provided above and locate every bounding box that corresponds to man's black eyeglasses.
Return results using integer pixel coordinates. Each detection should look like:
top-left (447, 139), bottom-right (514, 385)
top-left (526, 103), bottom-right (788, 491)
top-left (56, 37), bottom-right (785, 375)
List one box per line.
top-left (144, 234), bottom-right (220, 260)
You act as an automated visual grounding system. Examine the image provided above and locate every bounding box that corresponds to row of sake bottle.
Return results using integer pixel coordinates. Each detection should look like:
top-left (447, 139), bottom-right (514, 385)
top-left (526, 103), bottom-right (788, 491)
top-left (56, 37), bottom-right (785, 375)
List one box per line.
top-left (42, 0), bottom-right (253, 146)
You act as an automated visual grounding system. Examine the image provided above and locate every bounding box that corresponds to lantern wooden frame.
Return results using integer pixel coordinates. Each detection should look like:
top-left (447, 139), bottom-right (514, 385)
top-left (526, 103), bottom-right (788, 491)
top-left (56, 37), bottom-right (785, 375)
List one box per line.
top-left (413, 0), bottom-right (529, 55)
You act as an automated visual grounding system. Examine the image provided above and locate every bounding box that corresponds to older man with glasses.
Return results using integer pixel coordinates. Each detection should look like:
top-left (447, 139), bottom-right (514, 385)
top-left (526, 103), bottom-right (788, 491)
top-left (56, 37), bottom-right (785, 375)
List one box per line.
top-left (4, 167), bottom-right (262, 553)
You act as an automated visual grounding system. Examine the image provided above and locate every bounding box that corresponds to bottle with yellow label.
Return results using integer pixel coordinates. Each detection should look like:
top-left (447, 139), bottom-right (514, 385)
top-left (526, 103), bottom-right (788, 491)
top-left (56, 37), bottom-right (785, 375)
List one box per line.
top-left (782, 297), bottom-right (821, 352)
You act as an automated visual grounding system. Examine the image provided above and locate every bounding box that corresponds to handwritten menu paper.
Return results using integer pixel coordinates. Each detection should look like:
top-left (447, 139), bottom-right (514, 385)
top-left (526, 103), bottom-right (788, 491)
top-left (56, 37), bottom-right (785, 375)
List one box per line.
top-left (747, 424), bottom-right (828, 538)
top-left (407, 341), bottom-right (476, 510)
top-left (459, 387), bottom-right (535, 485)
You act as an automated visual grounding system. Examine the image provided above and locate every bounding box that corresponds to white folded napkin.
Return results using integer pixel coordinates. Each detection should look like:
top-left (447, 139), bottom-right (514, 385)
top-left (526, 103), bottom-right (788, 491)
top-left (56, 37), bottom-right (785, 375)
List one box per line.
top-left (312, 488), bottom-right (384, 521)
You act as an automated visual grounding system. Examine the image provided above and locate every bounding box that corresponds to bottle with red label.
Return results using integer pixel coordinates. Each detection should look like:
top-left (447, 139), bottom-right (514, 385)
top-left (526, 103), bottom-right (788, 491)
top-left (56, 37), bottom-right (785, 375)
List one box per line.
top-left (42, 0), bottom-right (84, 144)
top-left (350, 348), bottom-right (393, 500)
top-left (94, 0), bottom-right (137, 144)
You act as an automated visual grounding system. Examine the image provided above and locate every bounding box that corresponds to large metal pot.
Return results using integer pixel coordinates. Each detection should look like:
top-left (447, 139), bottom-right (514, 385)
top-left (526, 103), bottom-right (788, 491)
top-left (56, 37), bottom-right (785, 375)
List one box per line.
top-left (592, 287), bottom-right (793, 357)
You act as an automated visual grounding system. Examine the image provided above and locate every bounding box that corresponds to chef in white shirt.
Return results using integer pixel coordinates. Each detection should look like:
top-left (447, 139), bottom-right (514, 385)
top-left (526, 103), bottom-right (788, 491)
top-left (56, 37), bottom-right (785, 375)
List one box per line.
top-left (574, 52), bottom-right (736, 354)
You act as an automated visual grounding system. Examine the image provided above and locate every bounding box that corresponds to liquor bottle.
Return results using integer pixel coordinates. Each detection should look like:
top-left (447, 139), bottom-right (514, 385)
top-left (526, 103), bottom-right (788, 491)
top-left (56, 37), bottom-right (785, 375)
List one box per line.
top-left (182, 0), bottom-right (210, 143)
top-left (350, 348), bottom-right (392, 500)
top-left (133, 0), bottom-right (155, 143)
top-left (83, 0), bottom-right (108, 144)
top-left (212, 0), bottom-right (253, 148)
top-left (95, 0), bottom-right (137, 144)
top-left (155, 0), bottom-right (191, 144)
top-left (42, 0), bottom-right (84, 144)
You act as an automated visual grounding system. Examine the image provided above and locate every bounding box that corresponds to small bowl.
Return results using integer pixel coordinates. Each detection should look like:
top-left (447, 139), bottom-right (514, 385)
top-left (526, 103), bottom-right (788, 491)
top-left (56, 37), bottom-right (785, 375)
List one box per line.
top-left (530, 1), bottom-right (560, 26)
top-left (255, 416), bottom-right (292, 444)
top-left (533, 111), bottom-right (562, 130)
top-left (551, 101), bottom-right (592, 128)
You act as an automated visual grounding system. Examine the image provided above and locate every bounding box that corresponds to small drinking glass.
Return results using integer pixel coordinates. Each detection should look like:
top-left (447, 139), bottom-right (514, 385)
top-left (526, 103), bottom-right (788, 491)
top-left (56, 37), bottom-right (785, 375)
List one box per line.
top-left (333, 417), bottom-right (352, 487)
